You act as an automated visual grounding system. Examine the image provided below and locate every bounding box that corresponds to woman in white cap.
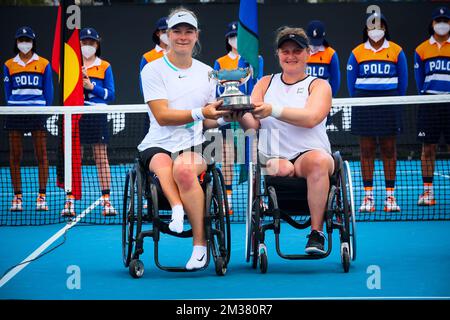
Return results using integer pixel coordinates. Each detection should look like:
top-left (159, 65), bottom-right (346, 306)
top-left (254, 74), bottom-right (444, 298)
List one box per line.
top-left (4, 26), bottom-right (53, 212)
top-left (139, 7), bottom-right (229, 270)
top-left (237, 26), bottom-right (334, 255)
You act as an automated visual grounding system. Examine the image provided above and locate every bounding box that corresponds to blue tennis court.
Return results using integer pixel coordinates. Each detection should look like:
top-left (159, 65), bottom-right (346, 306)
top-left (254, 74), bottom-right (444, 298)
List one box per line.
top-left (1, 161), bottom-right (450, 299)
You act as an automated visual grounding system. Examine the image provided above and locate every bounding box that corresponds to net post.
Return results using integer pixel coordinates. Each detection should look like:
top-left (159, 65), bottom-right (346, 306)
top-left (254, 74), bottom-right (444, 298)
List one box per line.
top-left (64, 110), bottom-right (72, 194)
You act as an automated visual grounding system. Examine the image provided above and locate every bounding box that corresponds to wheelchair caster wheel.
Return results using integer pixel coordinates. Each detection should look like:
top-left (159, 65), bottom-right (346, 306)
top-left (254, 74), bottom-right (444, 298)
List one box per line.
top-left (215, 257), bottom-right (227, 276)
top-left (258, 244), bottom-right (268, 274)
top-left (129, 259), bottom-right (144, 278)
top-left (341, 244), bottom-right (350, 273)
top-left (259, 252), bottom-right (268, 274)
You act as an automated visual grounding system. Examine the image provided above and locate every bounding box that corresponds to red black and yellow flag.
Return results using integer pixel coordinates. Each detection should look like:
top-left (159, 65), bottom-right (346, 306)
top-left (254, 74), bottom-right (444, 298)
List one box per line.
top-left (52, 1), bottom-right (83, 200)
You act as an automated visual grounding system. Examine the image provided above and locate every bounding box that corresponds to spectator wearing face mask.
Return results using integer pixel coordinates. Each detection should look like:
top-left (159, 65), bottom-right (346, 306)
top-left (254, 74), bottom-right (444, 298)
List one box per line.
top-left (139, 17), bottom-right (169, 130)
top-left (414, 6), bottom-right (450, 207)
top-left (61, 27), bottom-right (116, 218)
top-left (140, 17), bottom-right (169, 73)
top-left (306, 20), bottom-right (340, 97)
top-left (346, 12), bottom-right (408, 214)
top-left (212, 21), bottom-right (264, 214)
top-left (4, 26), bottom-right (54, 213)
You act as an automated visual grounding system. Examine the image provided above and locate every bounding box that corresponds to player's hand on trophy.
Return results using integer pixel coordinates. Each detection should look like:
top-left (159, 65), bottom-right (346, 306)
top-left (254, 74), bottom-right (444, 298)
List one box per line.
top-left (202, 100), bottom-right (230, 120)
top-left (252, 101), bottom-right (273, 119)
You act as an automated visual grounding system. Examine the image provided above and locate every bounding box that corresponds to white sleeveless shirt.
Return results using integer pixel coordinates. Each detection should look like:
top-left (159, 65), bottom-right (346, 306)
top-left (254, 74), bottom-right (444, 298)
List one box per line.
top-left (258, 73), bottom-right (331, 159)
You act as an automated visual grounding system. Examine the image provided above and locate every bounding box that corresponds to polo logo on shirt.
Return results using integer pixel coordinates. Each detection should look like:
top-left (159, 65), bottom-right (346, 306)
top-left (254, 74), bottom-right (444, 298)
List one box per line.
top-left (178, 74), bottom-right (187, 79)
top-left (297, 87), bottom-right (304, 94)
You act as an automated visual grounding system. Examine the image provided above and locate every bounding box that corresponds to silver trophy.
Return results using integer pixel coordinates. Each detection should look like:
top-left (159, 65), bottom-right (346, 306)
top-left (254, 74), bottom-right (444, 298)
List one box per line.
top-left (209, 67), bottom-right (254, 111)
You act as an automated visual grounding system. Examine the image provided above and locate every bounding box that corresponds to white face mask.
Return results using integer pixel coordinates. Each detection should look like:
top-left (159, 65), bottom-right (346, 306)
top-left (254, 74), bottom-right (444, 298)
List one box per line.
top-left (228, 36), bottom-right (238, 50)
top-left (309, 45), bottom-right (322, 54)
top-left (81, 45), bottom-right (96, 59)
top-left (17, 42), bottom-right (33, 54)
top-left (368, 29), bottom-right (385, 43)
top-left (434, 22), bottom-right (450, 36)
top-left (159, 33), bottom-right (169, 46)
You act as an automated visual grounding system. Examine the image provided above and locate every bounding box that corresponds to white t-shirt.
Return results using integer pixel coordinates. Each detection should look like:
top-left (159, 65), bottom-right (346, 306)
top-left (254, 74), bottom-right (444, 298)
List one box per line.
top-left (138, 55), bottom-right (216, 152)
top-left (258, 73), bottom-right (331, 159)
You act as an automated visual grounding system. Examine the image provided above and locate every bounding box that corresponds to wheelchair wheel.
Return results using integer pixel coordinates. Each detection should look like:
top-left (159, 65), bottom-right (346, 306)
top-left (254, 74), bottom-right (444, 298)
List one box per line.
top-left (209, 168), bottom-right (231, 268)
top-left (251, 165), bottom-right (262, 270)
top-left (129, 259), bottom-right (144, 278)
top-left (343, 160), bottom-right (357, 261)
top-left (245, 163), bottom-right (254, 263)
top-left (122, 169), bottom-right (135, 268)
top-left (341, 245), bottom-right (350, 273)
top-left (258, 244), bottom-right (268, 274)
top-left (215, 257), bottom-right (227, 276)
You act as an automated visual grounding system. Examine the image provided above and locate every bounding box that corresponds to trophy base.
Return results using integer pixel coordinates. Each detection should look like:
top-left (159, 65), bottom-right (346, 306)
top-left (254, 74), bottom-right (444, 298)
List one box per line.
top-left (218, 95), bottom-right (254, 111)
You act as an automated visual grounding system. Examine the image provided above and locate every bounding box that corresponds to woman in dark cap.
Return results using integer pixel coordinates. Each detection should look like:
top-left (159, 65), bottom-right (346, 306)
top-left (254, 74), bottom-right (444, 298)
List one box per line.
top-left (4, 26), bottom-right (53, 212)
top-left (306, 20), bottom-right (340, 97)
top-left (61, 27), bottom-right (116, 217)
top-left (347, 12), bottom-right (408, 214)
top-left (414, 6), bottom-right (450, 207)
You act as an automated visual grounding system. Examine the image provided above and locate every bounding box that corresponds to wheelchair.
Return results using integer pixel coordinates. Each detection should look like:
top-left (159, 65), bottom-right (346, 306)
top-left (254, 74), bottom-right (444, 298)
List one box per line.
top-left (245, 151), bottom-right (357, 273)
top-left (122, 157), bottom-right (231, 278)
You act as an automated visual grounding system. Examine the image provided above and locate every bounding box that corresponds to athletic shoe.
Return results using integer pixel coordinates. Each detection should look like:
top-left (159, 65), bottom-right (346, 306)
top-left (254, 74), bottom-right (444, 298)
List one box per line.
top-left (305, 230), bottom-right (326, 255)
top-left (359, 196), bottom-right (375, 212)
top-left (101, 197), bottom-right (117, 216)
top-left (61, 198), bottom-right (76, 217)
top-left (418, 191), bottom-right (436, 206)
top-left (36, 195), bottom-right (48, 211)
top-left (384, 196), bottom-right (400, 212)
top-left (10, 195), bottom-right (23, 211)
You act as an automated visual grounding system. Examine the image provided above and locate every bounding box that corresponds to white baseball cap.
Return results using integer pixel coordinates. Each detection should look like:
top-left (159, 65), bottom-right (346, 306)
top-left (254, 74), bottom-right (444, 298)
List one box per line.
top-left (167, 11), bottom-right (198, 29)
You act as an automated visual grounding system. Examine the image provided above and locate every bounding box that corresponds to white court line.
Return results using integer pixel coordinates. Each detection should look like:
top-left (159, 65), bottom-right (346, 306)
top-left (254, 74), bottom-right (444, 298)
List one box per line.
top-left (0, 197), bottom-right (102, 289)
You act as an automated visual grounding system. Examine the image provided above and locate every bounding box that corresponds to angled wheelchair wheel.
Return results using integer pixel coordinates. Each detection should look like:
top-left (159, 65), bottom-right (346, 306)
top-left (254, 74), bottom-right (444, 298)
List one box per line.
top-left (245, 163), bottom-right (254, 263)
top-left (209, 168), bottom-right (231, 268)
top-left (251, 164), bottom-right (262, 270)
top-left (122, 169), bottom-right (135, 268)
top-left (343, 160), bottom-right (357, 261)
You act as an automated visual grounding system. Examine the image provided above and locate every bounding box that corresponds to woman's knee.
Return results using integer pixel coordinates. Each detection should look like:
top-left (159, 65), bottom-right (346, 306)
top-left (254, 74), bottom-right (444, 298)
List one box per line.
top-left (173, 163), bottom-right (197, 190)
top-left (267, 160), bottom-right (294, 177)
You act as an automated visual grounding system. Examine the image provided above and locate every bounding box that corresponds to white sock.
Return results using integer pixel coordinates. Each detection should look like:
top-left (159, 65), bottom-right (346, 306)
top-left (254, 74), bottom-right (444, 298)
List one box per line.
top-left (186, 245), bottom-right (207, 270)
top-left (386, 189), bottom-right (395, 198)
top-left (169, 205), bottom-right (184, 233)
top-left (424, 185), bottom-right (434, 195)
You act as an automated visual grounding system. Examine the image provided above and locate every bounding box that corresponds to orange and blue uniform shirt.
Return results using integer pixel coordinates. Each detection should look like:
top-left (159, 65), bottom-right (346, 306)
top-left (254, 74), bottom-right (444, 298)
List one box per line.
top-left (347, 40), bottom-right (408, 97)
top-left (213, 52), bottom-right (264, 96)
top-left (306, 46), bottom-right (341, 96)
top-left (3, 53), bottom-right (53, 106)
top-left (139, 45), bottom-right (165, 95)
top-left (414, 36), bottom-right (450, 94)
top-left (84, 57), bottom-right (115, 105)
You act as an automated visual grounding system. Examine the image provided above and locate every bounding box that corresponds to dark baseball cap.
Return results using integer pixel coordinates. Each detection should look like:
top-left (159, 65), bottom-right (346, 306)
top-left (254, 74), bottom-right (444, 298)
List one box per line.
top-left (155, 17), bottom-right (168, 31)
top-left (306, 20), bottom-right (326, 46)
top-left (277, 33), bottom-right (309, 49)
top-left (15, 26), bottom-right (36, 40)
top-left (432, 6), bottom-right (450, 20)
top-left (225, 21), bottom-right (238, 38)
top-left (80, 27), bottom-right (100, 41)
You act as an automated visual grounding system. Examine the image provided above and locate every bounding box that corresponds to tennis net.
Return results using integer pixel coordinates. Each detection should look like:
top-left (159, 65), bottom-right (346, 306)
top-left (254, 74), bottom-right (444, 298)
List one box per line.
top-left (0, 94), bottom-right (449, 225)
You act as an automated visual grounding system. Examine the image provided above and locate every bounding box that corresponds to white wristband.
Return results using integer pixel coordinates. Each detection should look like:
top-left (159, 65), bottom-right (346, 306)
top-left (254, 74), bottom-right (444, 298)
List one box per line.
top-left (217, 117), bottom-right (228, 127)
top-left (191, 108), bottom-right (205, 121)
top-left (271, 104), bottom-right (284, 119)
